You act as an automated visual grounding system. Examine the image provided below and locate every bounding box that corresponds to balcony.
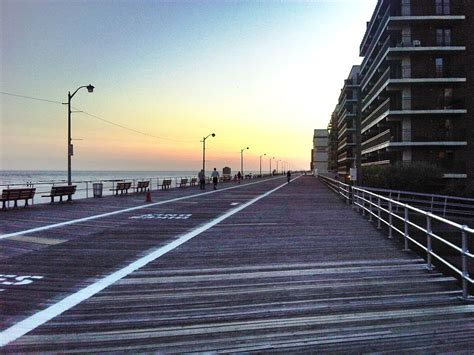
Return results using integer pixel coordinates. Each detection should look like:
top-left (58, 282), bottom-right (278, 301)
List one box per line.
top-left (362, 129), bottom-right (391, 150)
top-left (361, 98), bottom-right (390, 133)
top-left (361, 5), bottom-right (392, 67)
top-left (391, 4), bottom-right (465, 17)
top-left (362, 66), bottom-right (390, 109)
top-left (361, 36), bottom-right (391, 90)
top-left (391, 130), bottom-right (467, 144)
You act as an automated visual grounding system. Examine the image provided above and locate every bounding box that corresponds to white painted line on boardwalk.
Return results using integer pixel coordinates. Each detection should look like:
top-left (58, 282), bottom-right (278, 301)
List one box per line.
top-left (0, 175), bottom-right (300, 347)
top-left (0, 176), bottom-right (285, 240)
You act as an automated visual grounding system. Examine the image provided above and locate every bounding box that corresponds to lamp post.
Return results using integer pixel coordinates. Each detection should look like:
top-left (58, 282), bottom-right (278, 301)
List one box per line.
top-left (270, 157), bottom-right (275, 175)
top-left (240, 147), bottom-right (249, 177)
top-left (259, 153), bottom-right (266, 177)
top-left (201, 133), bottom-right (215, 180)
top-left (277, 159), bottom-right (281, 174)
top-left (67, 84), bottom-right (94, 189)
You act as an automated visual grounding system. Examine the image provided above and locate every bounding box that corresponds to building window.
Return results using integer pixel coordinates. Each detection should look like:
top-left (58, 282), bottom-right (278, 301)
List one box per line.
top-left (436, 29), bottom-right (452, 46)
top-left (435, 0), bottom-right (450, 15)
top-left (435, 58), bottom-right (444, 77)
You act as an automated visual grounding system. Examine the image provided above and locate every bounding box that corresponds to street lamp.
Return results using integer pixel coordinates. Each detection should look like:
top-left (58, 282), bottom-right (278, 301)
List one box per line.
top-left (277, 159), bottom-right (281, 174)
top-left (259, 153), bottom-right (266, 177)
top-left (67, 84), bottom-right (94, 189)
top-left (240, 147), bottom-right (249, 177)
top-left (270, 156), bottom-right (275, 175)
top-left (201, 133), bottom-right (215, 180)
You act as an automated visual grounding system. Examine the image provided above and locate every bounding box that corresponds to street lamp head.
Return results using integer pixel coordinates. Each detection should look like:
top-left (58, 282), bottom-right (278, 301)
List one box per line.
top-left (211, 133), bottom-right (215, 137)
top-left (86, 84), bottom-right (95, 93)
top-left (246, 147), bottom-right (249, 150)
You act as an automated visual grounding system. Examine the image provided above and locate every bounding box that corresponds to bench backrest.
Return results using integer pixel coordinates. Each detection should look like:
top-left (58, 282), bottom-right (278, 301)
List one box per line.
top-left (51, 185), bottom-right (76, 195)
top-left (163, 179), bottom-right (172, 185)
top-left (116, 182), bottom-right (132, 189)
top-left (180, 178), bottom-right (188, 184)
top-left (2, 188), bottom-right (36, 200)
top-left (137, 181), bottom-right (150, 188)
top-left (190, 178), bottom-right (197, 183)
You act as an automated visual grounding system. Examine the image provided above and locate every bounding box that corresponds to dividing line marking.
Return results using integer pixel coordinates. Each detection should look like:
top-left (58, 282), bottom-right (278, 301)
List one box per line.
top-left (0, 176), bottom-right (286, 240)
top-left (0, 176), bottom-right (300, 347)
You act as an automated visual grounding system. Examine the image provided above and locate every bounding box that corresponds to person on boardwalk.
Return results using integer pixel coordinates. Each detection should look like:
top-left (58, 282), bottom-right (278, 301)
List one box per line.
top-left (198, 169), bottom-right (206, 190)
top-left (237, 171), bottom-right (242, 184)
top-left (287, 170), bottom-right (291, 183)
top-left (211, 168), bottom-right (220, 190)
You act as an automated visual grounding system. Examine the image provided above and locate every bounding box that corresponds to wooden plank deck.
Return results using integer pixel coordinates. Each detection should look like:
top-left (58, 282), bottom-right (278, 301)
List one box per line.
top-left (1, 176), bottom-right (473, 352)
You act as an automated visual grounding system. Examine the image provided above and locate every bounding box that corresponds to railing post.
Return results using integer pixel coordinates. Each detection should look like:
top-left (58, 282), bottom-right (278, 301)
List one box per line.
top-left (362, 191), bottom-right (366, 216)
top-left (346, 184), bottom-right (351, 205)
top-left (443, 197), bottom-right (448, 217)
top-left (377, 197), bottom-right (382, 229)
top-left (86, 182), bottom-right (89, 199)
top-left (368, 194), bottom-right (373, 222)
top-left (403, 206), bottom-right (410, 251)
top-left (355, 189), bottom-right (360, 212)
top-left (461, 226), bottom-right (470, 300)
top-left (388, 200), bottom-right (393, 239)
top-left (426, 215), bottom-right (433, 271)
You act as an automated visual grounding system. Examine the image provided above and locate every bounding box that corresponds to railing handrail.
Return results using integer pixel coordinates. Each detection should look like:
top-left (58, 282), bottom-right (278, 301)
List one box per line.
top-left (318, 174), bottom-right (473, 300)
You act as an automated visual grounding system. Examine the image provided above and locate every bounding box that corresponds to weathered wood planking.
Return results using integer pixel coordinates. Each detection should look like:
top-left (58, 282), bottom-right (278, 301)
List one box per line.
top-left (2, 176), bottom-right (474, 352)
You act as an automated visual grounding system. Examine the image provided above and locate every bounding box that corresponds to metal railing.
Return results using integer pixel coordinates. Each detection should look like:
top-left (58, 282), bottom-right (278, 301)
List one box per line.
top-left (1, 173), bottom-right (275, 207)
top-left (318, 174), bottom-right (474, 300)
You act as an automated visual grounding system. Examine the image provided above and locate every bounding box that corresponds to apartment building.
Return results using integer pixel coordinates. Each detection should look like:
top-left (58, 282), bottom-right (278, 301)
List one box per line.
top-left (359, 0), bottom-right (473, 180)
top-left (335, 66), bottom-right (361, 180)
top-left (327, 109), bottom-right (339, 173)
top-left (312, 129), bottom-right (329, 174)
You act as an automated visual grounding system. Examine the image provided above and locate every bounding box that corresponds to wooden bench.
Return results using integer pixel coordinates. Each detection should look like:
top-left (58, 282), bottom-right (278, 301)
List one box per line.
top-left (178, 178), bottom-right (188, 188)
top-left (136, 181), bottom-right (150, 192)
top-left (109, 182), bottom-right (132, 195)
top-left (42, 185), bottom-right (76, 203)
top-left (1, 188), bottom-right (36, 209)
top-left (190, 178), bottom-right (197, 186)
top-left (159, 179), bottom-right (172, 190)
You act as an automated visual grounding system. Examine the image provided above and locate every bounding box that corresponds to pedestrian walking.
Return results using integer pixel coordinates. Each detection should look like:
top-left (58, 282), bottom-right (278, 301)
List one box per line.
top-left (287, 170), bottom-right (291, 183)
top-left (237, 171), bottom-right (242, 184)
top-left (198, 169), bottom-right (206, 190)
top-left (211, 168), bottom-right (220, 190)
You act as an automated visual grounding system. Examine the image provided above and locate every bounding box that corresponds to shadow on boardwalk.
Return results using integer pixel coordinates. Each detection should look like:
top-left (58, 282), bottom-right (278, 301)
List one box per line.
top-left (2, 176), bottom-right (474, 352)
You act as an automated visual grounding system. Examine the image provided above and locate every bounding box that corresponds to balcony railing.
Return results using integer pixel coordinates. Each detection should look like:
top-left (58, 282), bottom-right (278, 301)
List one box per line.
top-left (362, 67), bottom-right (390, 110)
top-left (361, 6), bottom-right (392, 73)
top-left (361, 36), bottom-right (391, 90)
top-left (362, 129), bottom-right (391, 150)
top-left (391, 129), bottom-right (466, 143)
top-left (392, 5), bottom-right (463, 17)
top-left (362, 98), bottom-right (390, 131)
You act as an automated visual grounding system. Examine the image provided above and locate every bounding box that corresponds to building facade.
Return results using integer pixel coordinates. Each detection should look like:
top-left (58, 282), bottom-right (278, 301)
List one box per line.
top-left (336, 66), bottom-right (361, 181)
top-left (327, 109), bottom-right (339, 173)
top-left (359, 0), bottom-right (473, 180)
top-left (312, 129), bottom-right (329, 174)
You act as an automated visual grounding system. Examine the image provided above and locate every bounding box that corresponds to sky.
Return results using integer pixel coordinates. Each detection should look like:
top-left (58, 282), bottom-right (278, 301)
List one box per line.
top-left (0, 0), bottom-right (376, 172)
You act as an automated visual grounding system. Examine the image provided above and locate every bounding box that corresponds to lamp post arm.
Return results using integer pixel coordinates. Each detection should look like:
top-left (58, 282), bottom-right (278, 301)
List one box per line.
top-left (69, 85), bottom-right (89, 100)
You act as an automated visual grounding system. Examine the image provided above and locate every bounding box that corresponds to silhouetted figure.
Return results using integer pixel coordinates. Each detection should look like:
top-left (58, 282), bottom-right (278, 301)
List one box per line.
top-left (211, 168), bottom-right (220, 190)
top-left (198, 169), bottom-right (206, 190)
top-left (237, 171), bottom-right (242, 184)
top-left (287, 170), bottom-right (291, 183)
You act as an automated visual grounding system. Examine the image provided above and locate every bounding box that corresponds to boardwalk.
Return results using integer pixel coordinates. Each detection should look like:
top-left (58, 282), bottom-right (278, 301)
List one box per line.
top-left (1, 176), bottom-right (473, 352)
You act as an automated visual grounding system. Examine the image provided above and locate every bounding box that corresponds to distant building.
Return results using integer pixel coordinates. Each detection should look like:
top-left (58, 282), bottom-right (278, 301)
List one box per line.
top-left (312, 129), bottom-right (329, 174)
top-left (359, 0), bottom-right (474, 180)
top-left (335, 66), bottom-right (361, 181)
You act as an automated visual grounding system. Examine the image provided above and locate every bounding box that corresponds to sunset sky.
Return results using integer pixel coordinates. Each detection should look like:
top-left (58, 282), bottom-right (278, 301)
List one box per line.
top-left (1, 0), bottom-right (376, 172)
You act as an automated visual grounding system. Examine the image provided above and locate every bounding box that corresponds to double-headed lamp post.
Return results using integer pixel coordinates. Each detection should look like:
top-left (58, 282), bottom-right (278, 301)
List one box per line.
top-left (67, 84), bottom-right (94, 187)
top-left (202, 133), bottom-right (216, 178)
top-left (241, 147), bottom-right (249, 177)
top-left (259, 153), bottom-right (266, 177)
